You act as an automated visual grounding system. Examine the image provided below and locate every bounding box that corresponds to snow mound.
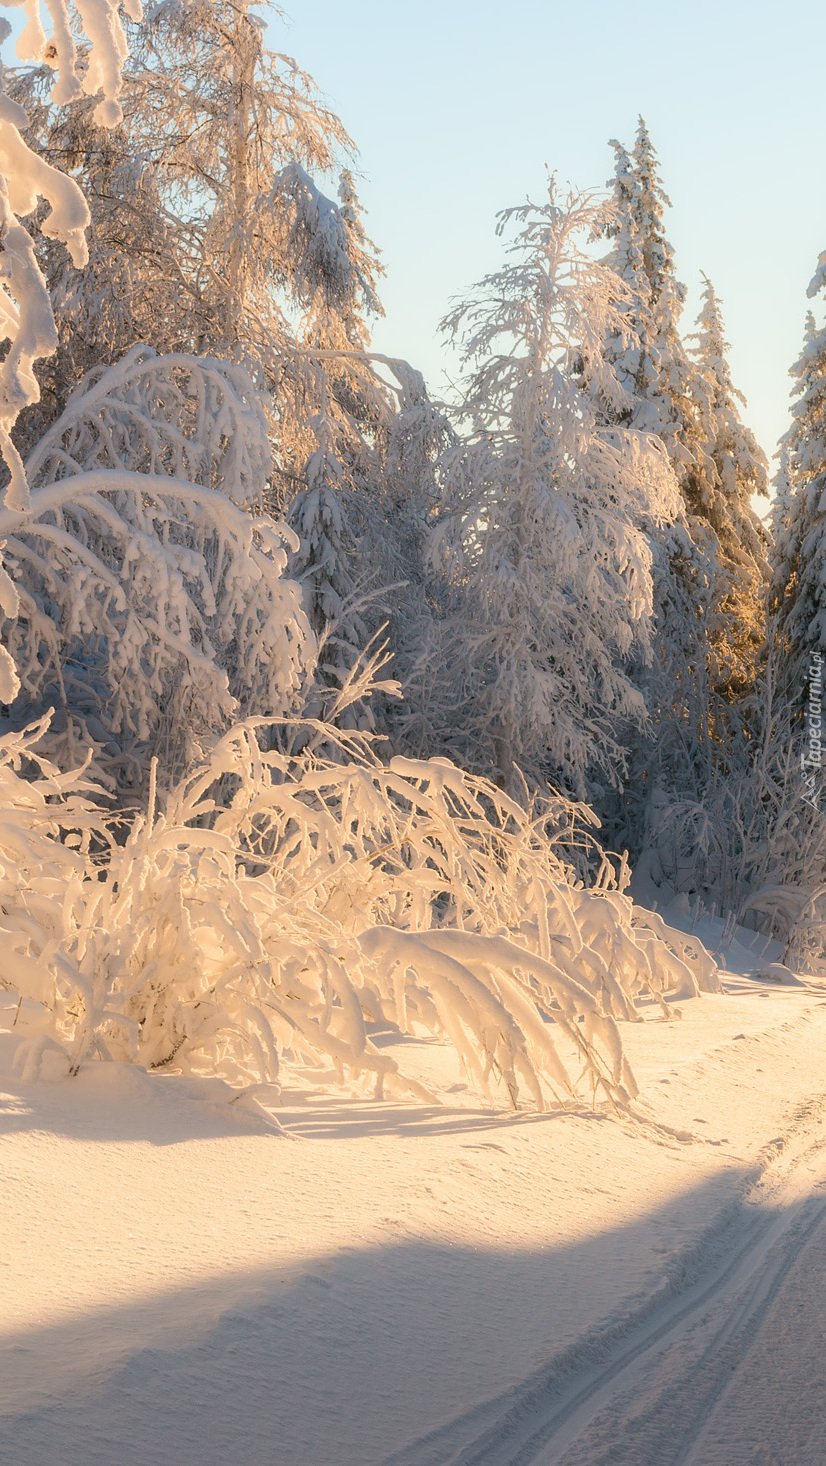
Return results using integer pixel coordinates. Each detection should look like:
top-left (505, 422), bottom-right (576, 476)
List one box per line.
top-left (754, 963), bottom-right (806, 988)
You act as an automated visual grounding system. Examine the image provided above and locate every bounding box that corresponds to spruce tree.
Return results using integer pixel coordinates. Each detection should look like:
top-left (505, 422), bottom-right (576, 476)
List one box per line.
top-left (689, 278), bottom-right (768, 546)
top-left (688, 276), bottom-right (770, 699)
top-left (602, 120), bottom-right (708, 479)
top-left (597, 122), bottom-right (770, 881)
top-left (772, 265), bottom-right (826, 672)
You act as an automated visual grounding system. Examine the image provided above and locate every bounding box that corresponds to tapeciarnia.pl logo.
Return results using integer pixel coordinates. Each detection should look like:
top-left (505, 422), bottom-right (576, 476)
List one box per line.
top-left (802, 650), bottom-right (823, 810)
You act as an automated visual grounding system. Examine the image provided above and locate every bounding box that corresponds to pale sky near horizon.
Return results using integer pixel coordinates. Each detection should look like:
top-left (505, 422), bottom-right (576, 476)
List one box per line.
top-left (278, 0), bottom-right (826, 483)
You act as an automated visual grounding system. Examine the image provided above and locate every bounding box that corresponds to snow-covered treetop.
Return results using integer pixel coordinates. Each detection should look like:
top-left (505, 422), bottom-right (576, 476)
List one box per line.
top-left (807, 249), bottom-right (826, 302)
top-left (124, 0), bottom-right (358, 357)
top-left (783, 276), bottom-right (826, 495)
top-left (444, 180), bottom-right (639, 447)
top-left (6, 0), bottom-right (385, 404)
top-left (601, 118), bottom-right (706, 478)
top-left (630, 119), bottom-right (684, 323)
top-left (690, 275), bottom-right (739, 407)
top-left (688, 275), bottom-right (769, 518)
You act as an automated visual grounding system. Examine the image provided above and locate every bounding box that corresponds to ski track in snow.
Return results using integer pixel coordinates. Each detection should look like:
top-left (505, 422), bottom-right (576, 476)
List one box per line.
top-left (385, 1094), bottom-right (826, 1466)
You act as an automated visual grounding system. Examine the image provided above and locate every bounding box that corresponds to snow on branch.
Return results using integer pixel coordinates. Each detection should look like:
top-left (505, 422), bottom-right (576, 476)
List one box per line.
top-left (6, 0), bottom-right (137, 123)
top-left (0, 350), bottom-right (314, 783)
top-left (25, 344), bottom-right (274, 505)
top-left (0, 0), bottom-right (137, 504)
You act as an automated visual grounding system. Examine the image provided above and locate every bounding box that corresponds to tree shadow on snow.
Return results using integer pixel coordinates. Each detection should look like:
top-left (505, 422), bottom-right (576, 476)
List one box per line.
top-left (0, 1168), bottom-right (765, 1466)
top-left (275, 1092), bottom-right (613, 1142)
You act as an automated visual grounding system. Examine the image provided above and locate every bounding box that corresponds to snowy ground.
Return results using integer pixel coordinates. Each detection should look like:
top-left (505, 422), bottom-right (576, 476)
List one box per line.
top-left (3, 917), bottom-right (826, 1466)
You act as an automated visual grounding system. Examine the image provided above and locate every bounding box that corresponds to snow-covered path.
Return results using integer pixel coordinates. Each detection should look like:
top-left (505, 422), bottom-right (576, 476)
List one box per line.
top-left (413, 1093), bottom-right (826, 1466)
top-left (4, 968), bottom-right (826, 1466)
top-left (688, 1203), bottom-right (826, 1466)
top-left (552, 1184), bottom-right (826, 1466)
top-left (550, 1130), bottom-right (826, 1466)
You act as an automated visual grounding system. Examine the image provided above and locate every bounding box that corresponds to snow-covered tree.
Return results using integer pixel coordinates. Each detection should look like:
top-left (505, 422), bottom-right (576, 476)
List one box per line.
top-left (685, 275), bottom-right (770, 701)
top-left (771, 266), bottom-right (826, 673)
top-left (8, 3), bottom-right (382, 426)
top-left (593, 124), bottom-right (772, 880)
top-left (432, 180), bottom-right (680, 796)
top-left (598, 125), bottom-right (717, 732)
top-left (8, 1), bottom-right (453, 712)
top-left (0, 348), bottom-right (314, 786)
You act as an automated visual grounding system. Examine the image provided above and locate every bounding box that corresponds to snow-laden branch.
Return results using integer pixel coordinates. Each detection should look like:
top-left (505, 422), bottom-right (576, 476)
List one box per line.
top-left (0, 351), bottom-right (314, 782)
top-left (0, 0), bottom-right (137, 503)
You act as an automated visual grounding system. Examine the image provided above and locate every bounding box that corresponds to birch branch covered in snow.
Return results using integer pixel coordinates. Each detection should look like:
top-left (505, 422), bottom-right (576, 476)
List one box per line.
top-left (0, 349), bottom-right (315, 781)
top-left (0, 0), bottom-right (136, 503)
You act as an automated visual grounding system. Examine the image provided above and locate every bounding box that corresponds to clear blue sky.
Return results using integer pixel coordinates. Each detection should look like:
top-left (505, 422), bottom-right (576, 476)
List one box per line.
top-left (278, 0), bottom-right (826, 476)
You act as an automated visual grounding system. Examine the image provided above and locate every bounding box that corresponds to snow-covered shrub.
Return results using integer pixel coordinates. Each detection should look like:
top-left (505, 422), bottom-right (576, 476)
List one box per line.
top-left (630, 907), bottom-right (721, 998)
top-left (741, 885), bottom-right (826, 974)
top-left (783, 888), bottom-right (826, 976)
top-left (1, 717), bottom-right (720, 1110)
top-left (0, 349), bottom-right (314, 786)
top-left (0, 715), bottom-right (112, 1080)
